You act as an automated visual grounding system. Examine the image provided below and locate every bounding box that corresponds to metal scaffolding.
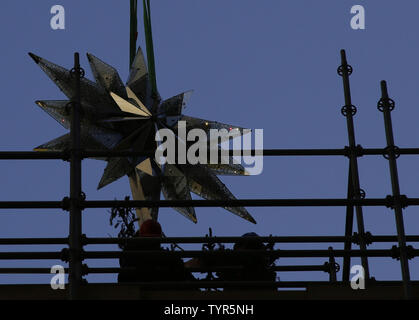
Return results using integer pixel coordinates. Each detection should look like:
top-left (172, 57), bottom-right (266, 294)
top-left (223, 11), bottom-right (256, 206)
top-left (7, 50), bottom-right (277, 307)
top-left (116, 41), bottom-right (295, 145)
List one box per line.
top-left (0, 50), bottom-right (417, 300)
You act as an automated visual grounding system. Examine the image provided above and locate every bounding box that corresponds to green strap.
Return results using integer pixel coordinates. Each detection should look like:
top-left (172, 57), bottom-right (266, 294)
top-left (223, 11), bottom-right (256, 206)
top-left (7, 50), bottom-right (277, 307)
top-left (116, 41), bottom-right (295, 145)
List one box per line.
top-left (143, 0), bottom-right (158, 96)
top-left (129, 0), bottom-right (138, 67)
top-left (130, 0), bottom-right (158, 96)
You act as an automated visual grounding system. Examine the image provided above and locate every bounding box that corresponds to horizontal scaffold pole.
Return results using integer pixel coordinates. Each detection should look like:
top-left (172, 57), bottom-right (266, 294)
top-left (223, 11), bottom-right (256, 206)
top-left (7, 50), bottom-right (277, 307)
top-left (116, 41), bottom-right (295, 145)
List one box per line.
top-left (0, 197), bottom-right (418, 209)
top-left (2, 148), bottom-right (419, 160)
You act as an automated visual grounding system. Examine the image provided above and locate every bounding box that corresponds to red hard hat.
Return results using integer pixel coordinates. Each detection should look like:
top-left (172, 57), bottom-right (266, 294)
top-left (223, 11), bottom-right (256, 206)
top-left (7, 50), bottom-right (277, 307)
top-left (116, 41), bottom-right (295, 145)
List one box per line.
top-left (139, 219), bottom-right (162, 237)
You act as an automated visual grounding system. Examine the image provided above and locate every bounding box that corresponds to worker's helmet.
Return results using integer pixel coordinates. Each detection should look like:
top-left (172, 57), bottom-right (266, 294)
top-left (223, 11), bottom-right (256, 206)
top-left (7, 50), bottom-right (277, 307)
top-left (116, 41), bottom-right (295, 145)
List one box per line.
top-left (139, 219), bottom-right (162, 237)
top-left (234, 232), bottom-right (265, 250)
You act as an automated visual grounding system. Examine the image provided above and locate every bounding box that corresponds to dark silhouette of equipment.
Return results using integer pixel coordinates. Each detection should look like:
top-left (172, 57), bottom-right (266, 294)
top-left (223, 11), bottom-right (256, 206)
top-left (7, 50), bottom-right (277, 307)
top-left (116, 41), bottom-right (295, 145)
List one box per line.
top-left (214, 232), bottom-right (278, 290)
top-left (118, 220), bottom-right (195, 285)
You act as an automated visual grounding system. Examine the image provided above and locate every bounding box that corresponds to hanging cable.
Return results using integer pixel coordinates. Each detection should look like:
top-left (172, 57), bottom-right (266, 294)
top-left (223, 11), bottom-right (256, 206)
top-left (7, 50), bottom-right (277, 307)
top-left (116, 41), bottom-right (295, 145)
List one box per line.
top-left (129, 0), bottom-right (138, 67)
top-left (143, 0), bottom-right (158, 96)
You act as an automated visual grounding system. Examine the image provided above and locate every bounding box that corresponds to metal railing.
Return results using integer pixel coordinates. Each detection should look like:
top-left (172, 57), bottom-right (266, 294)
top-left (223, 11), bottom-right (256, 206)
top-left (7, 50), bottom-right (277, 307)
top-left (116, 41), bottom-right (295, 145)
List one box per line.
top-left (0, 50), bottom-right (417, 299)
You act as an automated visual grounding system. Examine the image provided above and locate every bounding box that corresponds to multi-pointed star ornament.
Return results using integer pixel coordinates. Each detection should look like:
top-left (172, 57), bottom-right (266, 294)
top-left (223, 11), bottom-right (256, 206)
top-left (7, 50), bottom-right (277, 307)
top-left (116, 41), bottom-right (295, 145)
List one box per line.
top-left (29, 47), bottom-right (256, 225)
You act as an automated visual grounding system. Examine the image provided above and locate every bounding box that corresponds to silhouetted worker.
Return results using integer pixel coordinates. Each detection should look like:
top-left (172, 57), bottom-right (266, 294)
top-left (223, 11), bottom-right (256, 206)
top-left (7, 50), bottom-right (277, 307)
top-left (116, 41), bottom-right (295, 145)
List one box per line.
top-left (216, 232), bottom-right (277, 290)
top-left (118, 219), bottom-right (195, 286)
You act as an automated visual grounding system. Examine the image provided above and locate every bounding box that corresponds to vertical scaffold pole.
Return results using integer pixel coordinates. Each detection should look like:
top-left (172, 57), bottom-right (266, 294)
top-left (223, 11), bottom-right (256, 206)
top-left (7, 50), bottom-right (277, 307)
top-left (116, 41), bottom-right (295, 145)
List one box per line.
top-left (328, 247), bottom-right (337, 282)
top-left (338, 50), bottom-right (370, 280)
top-left (378, 80), bottom-right (411, 299)
top-left (69, 52), bottom-right (83, 299)
top-left (342, 166), bottom-right (354, 281)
